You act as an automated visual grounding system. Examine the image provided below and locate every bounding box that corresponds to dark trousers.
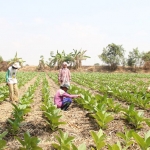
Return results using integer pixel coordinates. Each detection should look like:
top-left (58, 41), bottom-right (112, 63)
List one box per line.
top-left (61, 98), bottom-right (72, 111)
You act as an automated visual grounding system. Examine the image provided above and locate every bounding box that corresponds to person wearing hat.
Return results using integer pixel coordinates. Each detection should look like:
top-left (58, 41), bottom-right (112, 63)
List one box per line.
top-left (6, 62), bottom-right (21, 102)
top-left (54, 84), bottom-right (80, 110)
top-left (58, 62), bottom-right (71, 86)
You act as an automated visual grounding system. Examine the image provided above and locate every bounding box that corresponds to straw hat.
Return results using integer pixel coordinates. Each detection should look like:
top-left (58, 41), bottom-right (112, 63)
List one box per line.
top-left (12, 62), bottom-right (21, 69)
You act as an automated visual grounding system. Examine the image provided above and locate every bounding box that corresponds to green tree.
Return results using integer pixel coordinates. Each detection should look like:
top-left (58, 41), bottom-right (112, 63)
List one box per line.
top-left (71, 49), bottom-right (90, 69)
top-left (9, 52), bottom-right (25, 67)
top-left (38, 55), bottom-right (45, 70)
top-left (127, 48), bottom-right (144, 68)
top-left (0, 56), bottom-right (3, 62)
top-left (48, 50), bottom-right (67, 69)
top-left (142, 51), bottom-right (150, 62)
top-left (142, 51), bottom-right (150, 70)
top-left (99, 43), bottom-right (125, 70)
top-left (47, 49), bottom-right (90, 69)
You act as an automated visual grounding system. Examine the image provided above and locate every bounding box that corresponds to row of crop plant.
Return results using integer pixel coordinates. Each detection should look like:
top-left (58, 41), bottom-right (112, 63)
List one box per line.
top-left (0, 72), bottom-right (37, 103)
top-left (0, 72), bottom-right (5, 84)
top-left (71, 73), bottom-right (150, 110)
top-left (0, 77), bottom-right (42, 150)
top-left (48, 72), bottom-right (150, 150)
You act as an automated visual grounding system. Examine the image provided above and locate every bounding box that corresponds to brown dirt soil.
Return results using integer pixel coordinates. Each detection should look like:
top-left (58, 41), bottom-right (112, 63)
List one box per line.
top-left (0, 77), bottom-right (38, 138)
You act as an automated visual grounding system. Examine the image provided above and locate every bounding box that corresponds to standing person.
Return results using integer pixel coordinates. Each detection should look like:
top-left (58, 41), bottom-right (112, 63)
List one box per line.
top-left (58, 62), bottom-right (71, 86)
top-left (6, 62), bottom-right (21, 102)
top-left (54, 84), bottom-right (80, 111)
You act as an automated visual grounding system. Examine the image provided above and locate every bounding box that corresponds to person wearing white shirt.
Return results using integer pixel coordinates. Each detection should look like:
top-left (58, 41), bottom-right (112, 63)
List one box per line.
top-left (6, 62), bottom-right (21, 102)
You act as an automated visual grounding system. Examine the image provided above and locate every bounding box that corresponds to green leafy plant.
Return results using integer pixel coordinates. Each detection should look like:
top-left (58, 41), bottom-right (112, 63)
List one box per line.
top-left (132, 130), bottom-right (150, 150)
top-left (0, 86), bottom-right (9, 102)
top-left (8, 103), bottom-right (30, 133)
top-left (15, 132), bottom-right (42, 150)
top-left (41, 78), bottom-right (65, 130)
top-left (90, 129), bottom-right (106, 150)
top-left (0, 131), bottom-right (8, 150)
top-left (92, 111), bottom-right (114, 129)
top-left (42, 103), bottom-right (66, 130)
top-left (122, 104), bottom-right (150, 129)
top-left (72, 143), bottom-right (86, 150)
top-left (52, 130), bottom-right (74, 150)
top-left (106, 99), bottom-right (123, 113)
top-left (116, 128), bottom-right (134, 149)
top-left (108, 141), bottom-right (124, 150)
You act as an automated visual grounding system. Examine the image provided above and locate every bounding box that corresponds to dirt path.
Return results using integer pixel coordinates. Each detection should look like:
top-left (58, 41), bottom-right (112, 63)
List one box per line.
top-left (0, 76), bottom-right (38, 134)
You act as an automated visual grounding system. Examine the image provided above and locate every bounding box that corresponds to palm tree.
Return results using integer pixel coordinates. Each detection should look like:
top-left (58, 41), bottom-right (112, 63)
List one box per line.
top-left (38, 55), bottom-right (45, 70)
top-left (70, 49), bottom-right (81, 69)
top-left (78, 50), bottom-right (90, 68)
top-left (71, 49), bottom-right (90, 69)
top-left (48, 50), bottom-right (66, 69)
top-left (9, 52), bottom-right (26, 67)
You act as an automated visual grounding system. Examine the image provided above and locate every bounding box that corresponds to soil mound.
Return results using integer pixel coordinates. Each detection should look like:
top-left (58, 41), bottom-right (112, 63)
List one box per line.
top-left (0, 61), bottom-right (9, 71)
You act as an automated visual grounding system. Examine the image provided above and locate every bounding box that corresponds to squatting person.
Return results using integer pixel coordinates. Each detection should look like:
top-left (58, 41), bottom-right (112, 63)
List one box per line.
top-left (54, 84), bottom-right (80, 110)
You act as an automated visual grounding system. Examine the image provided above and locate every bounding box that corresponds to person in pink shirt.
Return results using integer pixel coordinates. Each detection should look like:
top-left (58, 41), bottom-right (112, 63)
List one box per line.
top-left (58, 62), bottom-right (71, 86)
top-left (54, 84), bottom-right (80, 110)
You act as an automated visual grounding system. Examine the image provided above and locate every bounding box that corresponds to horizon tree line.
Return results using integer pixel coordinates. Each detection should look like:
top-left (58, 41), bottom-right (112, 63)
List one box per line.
top-left (0, 44), bottom-right (150, 70)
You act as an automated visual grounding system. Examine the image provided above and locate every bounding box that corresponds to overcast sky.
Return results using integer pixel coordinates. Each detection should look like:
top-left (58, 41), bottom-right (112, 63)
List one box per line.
top-left (0, 0), bottom-right (150, 65)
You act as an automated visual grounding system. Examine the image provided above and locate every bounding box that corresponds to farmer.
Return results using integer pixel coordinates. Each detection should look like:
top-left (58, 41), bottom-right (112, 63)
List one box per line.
top-left (6, 62), bottom-right (21, 102)
top-left (54, 84), bottom-right (80, 110)
top-left (58, 62), bottom-right (71, 86)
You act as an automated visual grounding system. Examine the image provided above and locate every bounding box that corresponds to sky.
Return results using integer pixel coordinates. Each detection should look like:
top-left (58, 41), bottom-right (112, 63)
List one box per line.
top-left (0, 0), bottom-right (150, 65)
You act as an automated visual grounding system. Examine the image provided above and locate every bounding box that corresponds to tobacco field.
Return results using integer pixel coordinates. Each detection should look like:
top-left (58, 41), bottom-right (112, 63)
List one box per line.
top-left (0, 71), bottom-right (150, 150)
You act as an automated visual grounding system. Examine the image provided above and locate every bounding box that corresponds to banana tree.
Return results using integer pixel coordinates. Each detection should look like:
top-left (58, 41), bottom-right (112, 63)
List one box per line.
top-left (9, 52), bottom-right (25, 67)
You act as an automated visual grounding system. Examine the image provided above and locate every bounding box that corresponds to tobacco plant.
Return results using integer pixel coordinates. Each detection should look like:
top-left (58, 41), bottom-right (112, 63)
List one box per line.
top-left (8, 103), bottom-right (30, 133)
top-left (132, 130), bottom-right (150, 150)
top-left (72, 143), bottom-right (86, 150)
top-left (92, 110), bottom-right (114, 129)
top-left (116, 128), bottom-right (134, 149)
top-left (0, 86), bottom-right (9, 102)
top-left (122, 104), bottom-right (150, 129)
top-left (41, 78), bottom-right (65, 130)
top-left (90, 129), bottom-right (106, 150)
top-left (42, 102), bottom-right (66, 130)
top-left (0, 131), bottom-right (8, 150)
top-left (108, 141), bottom-right (126, 150)
top-left (15, 132), bottom-right (42, 150)
top-left (52, 130), bottom-right (74, 150)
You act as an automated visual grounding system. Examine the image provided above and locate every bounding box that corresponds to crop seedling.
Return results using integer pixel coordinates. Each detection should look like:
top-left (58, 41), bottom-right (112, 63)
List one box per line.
top-left (42, 103), bottom-right (66, 130)
top-left (52, 130), bottom-right (74, 150)
top-left (116, 128), bottom-right (134, 149)
top-left (15, 132), bottom-right (42, 150)
top-left (8, 103), bottom-right (30, 133)
top-left (72, 143), bottom-right (86, 150)
top-left (92, 110), bottom-right (114, 129)
top-left (0, 131), bottom-right (8, 150)
top-left (132, 130), bottom-right (150, 150)
top-left (108, 141), bottom-right (126, 150)
top-left (106, 99), bottom-right (123, 113)
top-left (122, 104), bottom-right (150, 129)
top-left (90, 129), bottom-right (106, 150)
